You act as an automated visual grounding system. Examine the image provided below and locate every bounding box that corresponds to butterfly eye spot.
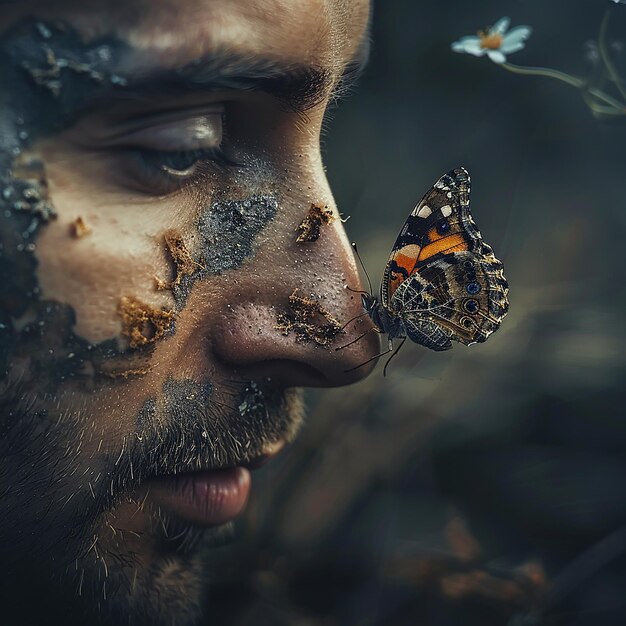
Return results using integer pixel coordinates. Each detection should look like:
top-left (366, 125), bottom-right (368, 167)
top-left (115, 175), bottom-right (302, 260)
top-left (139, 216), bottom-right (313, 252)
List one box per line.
top-left (436, 220), bottom-right (451, 235)
top-left (465, 271), bottom-right (477, 282)
top-left (463, 298), bottom-right (480, 314)
top-left (462, 260), bottom-right (474, 270)
top-left (460, 316), bottom-right (474, 329)
top-left (466, 281), bottom-right (481, 295)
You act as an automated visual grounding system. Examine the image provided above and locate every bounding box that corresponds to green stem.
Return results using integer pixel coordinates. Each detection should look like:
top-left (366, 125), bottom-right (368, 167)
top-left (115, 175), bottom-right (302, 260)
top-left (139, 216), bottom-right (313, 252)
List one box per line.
top-left (598, 8), bottom-right (626, 102)
top-left (500, 62), bottom-right (584, 87)
top-left (501, 62), bottom-right (626, 112)
top-left (585, 98), bottom-right (626, 116)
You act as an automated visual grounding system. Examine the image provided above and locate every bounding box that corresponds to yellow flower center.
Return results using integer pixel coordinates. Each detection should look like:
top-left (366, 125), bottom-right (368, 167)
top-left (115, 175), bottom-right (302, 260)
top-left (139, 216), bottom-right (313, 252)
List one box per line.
top-left (478, 31), bottom-right (504, 50)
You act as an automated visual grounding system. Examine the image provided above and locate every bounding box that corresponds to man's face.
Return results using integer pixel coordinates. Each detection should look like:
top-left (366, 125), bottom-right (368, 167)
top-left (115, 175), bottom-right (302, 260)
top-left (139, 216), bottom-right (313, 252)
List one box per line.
top-left (0, 0), bottom-right (376, 623)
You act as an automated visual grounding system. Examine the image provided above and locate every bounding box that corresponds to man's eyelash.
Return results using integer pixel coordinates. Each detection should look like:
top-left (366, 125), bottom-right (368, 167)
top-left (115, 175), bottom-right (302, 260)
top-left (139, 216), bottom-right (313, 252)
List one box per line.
top-left (131, 147), bottom-right (238, 181)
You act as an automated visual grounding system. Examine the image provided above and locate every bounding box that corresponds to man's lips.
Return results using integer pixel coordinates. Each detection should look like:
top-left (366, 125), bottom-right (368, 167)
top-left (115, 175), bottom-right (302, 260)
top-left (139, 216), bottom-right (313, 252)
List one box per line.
top-left (145, 441), bottom-right (285, 527)
top-left (148, 467), bottom-right (251, 527)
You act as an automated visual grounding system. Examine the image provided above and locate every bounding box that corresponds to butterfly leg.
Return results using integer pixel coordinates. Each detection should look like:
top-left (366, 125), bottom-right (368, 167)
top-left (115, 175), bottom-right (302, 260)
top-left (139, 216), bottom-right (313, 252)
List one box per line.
top-left (344, 340), bottom-right (394, 373)
top-left (383, 337), bottom-right (407, 377)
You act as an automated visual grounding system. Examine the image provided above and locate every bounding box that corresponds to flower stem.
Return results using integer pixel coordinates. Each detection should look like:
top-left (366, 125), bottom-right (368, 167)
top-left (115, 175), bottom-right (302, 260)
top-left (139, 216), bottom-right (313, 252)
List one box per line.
top-left (598, 7), bottom-right (626, 103)
top-left (500, 62), bottom-right (584, 87)
top-left (501, 62), bottom-right (626, 113)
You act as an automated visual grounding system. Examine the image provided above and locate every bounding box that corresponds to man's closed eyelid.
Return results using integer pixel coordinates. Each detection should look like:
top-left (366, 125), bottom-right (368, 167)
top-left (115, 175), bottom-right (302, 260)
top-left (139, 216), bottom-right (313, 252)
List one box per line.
top-left (125, 115), bottom-right (223, 151)
top-left (75, 102), bottom-right (226, 143)
top-left (93, 113), bottom-right (225, 152)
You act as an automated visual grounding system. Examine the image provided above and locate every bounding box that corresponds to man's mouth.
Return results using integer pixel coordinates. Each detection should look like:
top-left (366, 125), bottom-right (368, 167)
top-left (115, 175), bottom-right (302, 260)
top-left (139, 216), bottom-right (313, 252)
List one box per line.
top-left (147, 467), bottom-right (252, 527)
top-left (144, 441), bottom-right (284, 527)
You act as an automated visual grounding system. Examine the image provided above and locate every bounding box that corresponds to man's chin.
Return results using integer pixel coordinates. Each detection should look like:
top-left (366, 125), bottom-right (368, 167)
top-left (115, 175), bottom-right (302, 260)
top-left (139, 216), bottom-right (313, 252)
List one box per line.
top-left (0, 383), bottom-right (304, 625)
top-left (76, 497), bottom-right (228, 626)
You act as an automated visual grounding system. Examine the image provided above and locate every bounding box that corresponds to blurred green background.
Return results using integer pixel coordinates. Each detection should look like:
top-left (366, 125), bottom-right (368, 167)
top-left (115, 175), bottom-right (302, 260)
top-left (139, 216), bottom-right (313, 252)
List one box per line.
top-left (211, 2), bottom-right (626, 624)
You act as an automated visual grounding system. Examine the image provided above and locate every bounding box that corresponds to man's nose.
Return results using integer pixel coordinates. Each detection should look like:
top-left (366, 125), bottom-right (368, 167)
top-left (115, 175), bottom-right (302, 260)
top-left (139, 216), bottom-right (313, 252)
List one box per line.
top-left (209, 198), bottom-right (381, 387)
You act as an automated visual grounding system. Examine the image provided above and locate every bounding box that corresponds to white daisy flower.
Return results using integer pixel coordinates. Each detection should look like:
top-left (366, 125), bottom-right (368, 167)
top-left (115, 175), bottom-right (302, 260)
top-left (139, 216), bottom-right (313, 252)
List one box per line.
top-left (452, 17), bottom-right (532, 64)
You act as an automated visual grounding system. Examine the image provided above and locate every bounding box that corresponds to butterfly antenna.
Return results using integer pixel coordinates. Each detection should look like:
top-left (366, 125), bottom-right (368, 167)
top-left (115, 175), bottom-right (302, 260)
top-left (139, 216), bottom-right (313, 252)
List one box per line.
top-left (335, 326), bottom-right (380, 352)
top-left (340, 311), bottom-right (369, 330)
top-left (345, 285), bottom-right (369, 296)
top-left (351, 242), bottom-right (373, 295)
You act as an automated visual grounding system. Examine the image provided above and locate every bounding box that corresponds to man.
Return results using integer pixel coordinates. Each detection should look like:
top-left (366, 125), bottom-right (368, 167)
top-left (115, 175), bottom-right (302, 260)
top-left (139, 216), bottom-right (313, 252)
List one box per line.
top-left (0, 0), bottom-right (377, 624)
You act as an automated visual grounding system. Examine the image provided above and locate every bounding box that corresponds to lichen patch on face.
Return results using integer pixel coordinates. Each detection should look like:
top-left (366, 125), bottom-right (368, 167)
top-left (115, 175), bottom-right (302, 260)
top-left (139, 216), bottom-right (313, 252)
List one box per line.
top-left (155, 230), bottom-right (201, 292)
top-left (118, 296), bottom-right (175, 348)
top-left (295, 203), bottom-right (335, 243)
top-left (69, 216), bottom-right (91, 238)
top-left (276, 289), bottom-right (343, 346)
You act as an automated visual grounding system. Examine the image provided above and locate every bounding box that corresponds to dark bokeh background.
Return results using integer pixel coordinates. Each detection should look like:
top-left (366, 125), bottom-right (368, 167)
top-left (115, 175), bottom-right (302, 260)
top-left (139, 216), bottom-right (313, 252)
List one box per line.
top-left (211, 2), bottom-right (626, 624)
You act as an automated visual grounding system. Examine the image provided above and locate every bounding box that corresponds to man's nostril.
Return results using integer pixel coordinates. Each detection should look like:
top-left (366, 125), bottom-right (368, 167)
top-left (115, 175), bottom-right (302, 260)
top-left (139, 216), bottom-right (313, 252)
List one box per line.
top-left (211, 299), bottom-right (380, 388)
top-left (217, 359), bottom-right (328, 388)
top-left (275, 289), bottom-right (343, 347)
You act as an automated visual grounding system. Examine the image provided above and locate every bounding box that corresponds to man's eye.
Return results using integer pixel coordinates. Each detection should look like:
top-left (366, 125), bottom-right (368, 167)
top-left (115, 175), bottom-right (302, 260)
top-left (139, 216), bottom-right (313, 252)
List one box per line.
top-left (131, 146), bottom-right (236, 184)
top-left (102, 108), bottom-right (235, 193)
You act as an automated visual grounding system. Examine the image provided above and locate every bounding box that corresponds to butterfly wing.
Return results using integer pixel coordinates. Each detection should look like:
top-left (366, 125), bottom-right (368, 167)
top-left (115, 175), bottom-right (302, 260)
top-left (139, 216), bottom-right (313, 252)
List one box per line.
top-left (391, 250), bottom-right (508, 348)
top-left (384, 166), bottom-right (509, 349)
top-left (380, 167), bottom-right (476, 307)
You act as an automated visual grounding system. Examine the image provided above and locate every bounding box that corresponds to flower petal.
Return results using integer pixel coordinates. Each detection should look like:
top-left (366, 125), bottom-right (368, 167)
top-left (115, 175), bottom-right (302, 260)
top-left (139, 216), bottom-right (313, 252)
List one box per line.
top-left (501, 25), bottom-right (532, 48)
top-left (499, 41), bottom-right (525, 54)
top-left (490, 17), bottom-right (510, 35)
top-left (451, 37), bottom-right (485, 56)
top-left (487, 50), bottom-right (506, 64)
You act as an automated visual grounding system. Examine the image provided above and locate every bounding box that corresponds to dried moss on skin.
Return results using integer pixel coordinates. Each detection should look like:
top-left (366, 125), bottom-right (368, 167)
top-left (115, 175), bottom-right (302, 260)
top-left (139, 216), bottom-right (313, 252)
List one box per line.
top-left (69, 216), bottom-right (91, 238)
top-left (276, 289), bottom-right (343, 346)
top-left (118, 296), bottom-right (175, 349)
top-left (295, 203), bottom-right (335, 243)
top-left (155, 230), bottom-right (202, 291)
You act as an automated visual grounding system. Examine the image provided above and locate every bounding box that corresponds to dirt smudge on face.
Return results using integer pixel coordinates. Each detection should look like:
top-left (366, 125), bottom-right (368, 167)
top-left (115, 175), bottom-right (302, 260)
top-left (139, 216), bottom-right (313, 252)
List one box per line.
top-left (276, 289), bottom-right (343, 346)
top-left (295, 203), bottom-right (335, 243)
top-left (21, 39), bottom-right (125, 97)
top-left (167, 195), bottom-right (278, 308)
top-left (118, 296), bottom-right (175, 349)
top-left (8, 153), bottom-right (57, 221)
top-left (0, 18), bottom-right (129, 380)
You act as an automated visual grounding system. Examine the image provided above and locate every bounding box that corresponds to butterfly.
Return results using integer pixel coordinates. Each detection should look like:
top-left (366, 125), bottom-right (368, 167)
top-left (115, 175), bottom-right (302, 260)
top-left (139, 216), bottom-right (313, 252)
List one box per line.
top-left (354, 167), bottom-right (509, 370)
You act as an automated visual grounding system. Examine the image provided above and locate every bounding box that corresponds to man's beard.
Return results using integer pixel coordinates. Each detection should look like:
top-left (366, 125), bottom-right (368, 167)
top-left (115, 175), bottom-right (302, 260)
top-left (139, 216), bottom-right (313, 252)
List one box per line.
top-left (0, 375), bottom-right (304, 626)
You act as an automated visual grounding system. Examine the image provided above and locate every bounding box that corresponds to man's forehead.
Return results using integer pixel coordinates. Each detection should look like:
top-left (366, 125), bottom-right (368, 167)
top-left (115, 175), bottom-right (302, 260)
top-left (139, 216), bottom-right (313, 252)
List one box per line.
top-left (2, 0), bottom-right (370, 75)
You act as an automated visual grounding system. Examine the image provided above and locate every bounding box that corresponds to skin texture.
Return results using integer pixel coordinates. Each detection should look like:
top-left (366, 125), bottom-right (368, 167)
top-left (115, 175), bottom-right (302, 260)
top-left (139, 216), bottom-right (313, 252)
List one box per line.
top-left (0, 0), bottom-right (378, 624)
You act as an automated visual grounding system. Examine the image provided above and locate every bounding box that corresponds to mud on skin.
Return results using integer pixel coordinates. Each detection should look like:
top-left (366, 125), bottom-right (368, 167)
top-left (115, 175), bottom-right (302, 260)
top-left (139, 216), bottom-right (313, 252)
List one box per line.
top-left (134, 376), bottom-right (301, 471)
top-left (167, 195), bottom-right (278, 308)
top-left (0, 19), bottom-right (280, 386)
top-left (0, 18), bottom-right (130, 382)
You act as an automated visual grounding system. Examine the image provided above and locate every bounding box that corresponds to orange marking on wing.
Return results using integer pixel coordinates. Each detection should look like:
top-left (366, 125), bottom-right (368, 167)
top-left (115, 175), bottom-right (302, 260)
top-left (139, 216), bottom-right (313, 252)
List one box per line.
top-left (393, 252), bottom-right (418, 273)
top-left (417, 233), bottom-right (467, 262)
top-left (386, 244), bottom-right (422, 300)
top-left (426, 225), bottom-right (456, 243)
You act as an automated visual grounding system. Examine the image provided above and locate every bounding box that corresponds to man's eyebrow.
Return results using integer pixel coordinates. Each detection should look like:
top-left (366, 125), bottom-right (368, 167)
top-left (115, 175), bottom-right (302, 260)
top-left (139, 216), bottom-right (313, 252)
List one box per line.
top-left (103, 40), bottom-right (371, 114)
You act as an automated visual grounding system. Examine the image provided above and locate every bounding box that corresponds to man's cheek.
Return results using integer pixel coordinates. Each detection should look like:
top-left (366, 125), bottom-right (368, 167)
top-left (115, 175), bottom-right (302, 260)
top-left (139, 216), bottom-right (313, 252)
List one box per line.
top-left (33, 175), bottom-right (178, 345)
top-left (0, 18), bottom-right (131, 383)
